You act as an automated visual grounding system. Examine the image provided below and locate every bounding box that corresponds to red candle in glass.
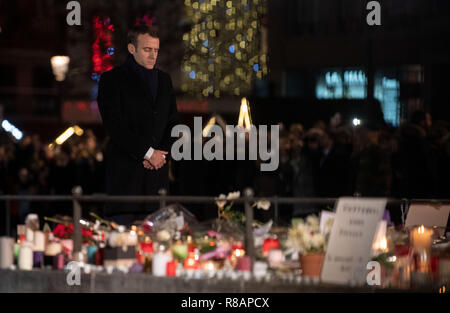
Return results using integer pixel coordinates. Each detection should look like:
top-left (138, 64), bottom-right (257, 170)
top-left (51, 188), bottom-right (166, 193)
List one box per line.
top-left (236, 256), bottom-right (251, 271)
top-left (166, 260), bottom-right (177, 276)
top-left (95, 247), bottom-right (104, 266)
top-left (262, 238), bottom-right (280, 256)
top-left (141, 241), bottom-right (153, 253)
top-left (137, 241), bottom-right (153, 264)
top-left (431, 256), bottom-right (440, 280)
top-left (184, 253), bottom-right (199, 270)
top-left (231, 242), bottom-right (245, 258)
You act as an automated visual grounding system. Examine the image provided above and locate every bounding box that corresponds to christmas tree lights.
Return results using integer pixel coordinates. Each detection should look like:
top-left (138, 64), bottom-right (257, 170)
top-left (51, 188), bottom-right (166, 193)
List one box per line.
top-left (182, 0), bottom-right (267, 98)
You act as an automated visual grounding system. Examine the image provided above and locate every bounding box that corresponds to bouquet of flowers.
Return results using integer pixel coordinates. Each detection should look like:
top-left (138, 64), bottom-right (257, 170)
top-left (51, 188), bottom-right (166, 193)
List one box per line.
top-left (215, 191), bottom-right (271, 225)
top-left (285, 215), bottom-right (327, 256)
top-left (215, 191), bottom-right (244, 224)
top-left (45, 216), bottom-right (95, 244)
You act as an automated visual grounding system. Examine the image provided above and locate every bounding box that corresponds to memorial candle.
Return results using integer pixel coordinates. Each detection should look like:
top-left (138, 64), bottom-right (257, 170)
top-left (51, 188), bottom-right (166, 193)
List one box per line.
top-left (232, 242), bottom-right (245, 258)
top-left (411, 225), bottom-right (433, 273)
top-left (411, 225), bottom-right (433, 251)
top-left (18, 241), bottom-right (33, 270)
top-left (166, 260), bottom-right (177, 276)
top-left (184, 250), bottom-right (199, 270)
top-left (152, 245), bottom-right (172, 276)
top-left (0, 237), bottom-right (14, 269)
top-left (262, 238), bottom-right (280, 256)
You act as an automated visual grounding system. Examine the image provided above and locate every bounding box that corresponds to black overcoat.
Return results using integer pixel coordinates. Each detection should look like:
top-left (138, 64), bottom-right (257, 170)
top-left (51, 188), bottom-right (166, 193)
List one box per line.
top-left (97, 61), bottom-right (179, 215)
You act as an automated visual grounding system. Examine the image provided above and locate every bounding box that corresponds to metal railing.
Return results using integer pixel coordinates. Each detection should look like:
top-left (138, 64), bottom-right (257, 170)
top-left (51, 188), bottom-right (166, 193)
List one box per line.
top-left (1, 188), bottom-right (449, 272)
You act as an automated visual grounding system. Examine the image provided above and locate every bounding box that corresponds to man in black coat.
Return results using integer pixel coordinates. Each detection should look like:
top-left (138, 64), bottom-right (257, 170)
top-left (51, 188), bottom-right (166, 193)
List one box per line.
top-left (97, 25), bottom-right (179, 223)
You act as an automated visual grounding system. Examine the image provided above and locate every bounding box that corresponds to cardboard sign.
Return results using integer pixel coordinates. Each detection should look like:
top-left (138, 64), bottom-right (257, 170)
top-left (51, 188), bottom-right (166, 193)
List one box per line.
top-left (405, 204), bottom-right (449, 236)
top-left (321, 197), bottom-right (387, 285)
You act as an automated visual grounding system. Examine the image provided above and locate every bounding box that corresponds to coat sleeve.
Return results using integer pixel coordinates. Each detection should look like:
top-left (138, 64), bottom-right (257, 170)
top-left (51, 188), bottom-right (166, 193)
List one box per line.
top-left (160, 74), bottom-right (180, 155)
top-left (97, 71), bottom-right (150, 160)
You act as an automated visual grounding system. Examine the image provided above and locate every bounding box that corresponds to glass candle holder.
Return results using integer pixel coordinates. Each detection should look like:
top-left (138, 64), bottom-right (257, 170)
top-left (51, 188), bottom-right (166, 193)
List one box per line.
top-left (410, 225), bottom-right (433, 273)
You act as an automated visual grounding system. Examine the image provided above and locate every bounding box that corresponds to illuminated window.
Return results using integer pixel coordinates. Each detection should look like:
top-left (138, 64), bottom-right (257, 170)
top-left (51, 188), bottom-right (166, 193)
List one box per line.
top-left (316, 68), bottom-right (401, 126)
top-left (316, 69), bottom-right (366, 99)
top-left (374, 73), bottom-right (400, 126)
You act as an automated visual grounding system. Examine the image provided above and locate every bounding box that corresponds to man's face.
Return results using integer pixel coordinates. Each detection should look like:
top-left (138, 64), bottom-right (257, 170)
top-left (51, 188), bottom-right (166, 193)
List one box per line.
top-left (128, 34), bottom-right (159, 69)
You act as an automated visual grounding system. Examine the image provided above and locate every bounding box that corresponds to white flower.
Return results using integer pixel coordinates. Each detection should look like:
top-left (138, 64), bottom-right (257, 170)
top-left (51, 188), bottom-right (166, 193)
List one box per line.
top-left (306, 215), bottom-right (319, 229)
top-left (303, 230), bottom-right (313, 247)
top-left (312, 233), bottom-right (325, 248)
top-left (286, 214), bottom-right (327, 254)
top-left (296, 223), bottom-right (308, 234)
top-left (227, 191), bottom-right (240, 200)
top-left (255, 200), bottom-right (271, 210)
top-left (215, 194), bottom-right (227, 208)
top-left (157, 230), bottom-right (171, 242)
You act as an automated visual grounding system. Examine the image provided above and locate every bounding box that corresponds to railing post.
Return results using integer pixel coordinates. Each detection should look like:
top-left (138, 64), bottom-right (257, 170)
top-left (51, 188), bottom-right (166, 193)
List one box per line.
top-left (274, 196), bottom-right (279, 225)
top-left (244, 187), bottom-right (255, 273)
top-left (158, 188), bottom-right (167, 209)
top-left (72, 186), bottom-right (83, 259)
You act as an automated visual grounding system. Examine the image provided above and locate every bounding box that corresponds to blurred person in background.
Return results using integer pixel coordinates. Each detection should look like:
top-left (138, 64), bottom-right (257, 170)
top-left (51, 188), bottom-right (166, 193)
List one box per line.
top-left (394, 110), bottom-right (438, 198)
top-left (354, 124), bottom-right (392, 197)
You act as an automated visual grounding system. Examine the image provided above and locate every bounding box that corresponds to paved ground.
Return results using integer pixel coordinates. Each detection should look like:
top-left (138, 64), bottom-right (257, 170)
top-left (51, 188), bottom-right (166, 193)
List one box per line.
top-left (0, 269), bottom-right (384, 293)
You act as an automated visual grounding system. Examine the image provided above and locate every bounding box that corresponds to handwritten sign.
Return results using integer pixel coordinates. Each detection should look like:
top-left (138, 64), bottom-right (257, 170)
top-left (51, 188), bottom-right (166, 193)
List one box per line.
top-left (321, 197), bottom-right (387, 285)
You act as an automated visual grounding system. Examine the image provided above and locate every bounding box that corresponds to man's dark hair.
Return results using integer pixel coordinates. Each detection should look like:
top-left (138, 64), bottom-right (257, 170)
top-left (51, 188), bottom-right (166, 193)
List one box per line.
top-left (127, 25), bottom-right (159, 47)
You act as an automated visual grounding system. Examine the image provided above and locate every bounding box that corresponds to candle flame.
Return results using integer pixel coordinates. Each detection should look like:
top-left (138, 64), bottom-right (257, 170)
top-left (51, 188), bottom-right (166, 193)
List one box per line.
top-left (380, 237), bottom-right (387, 251)
top-left (237, 97), bottom-right (252, 130)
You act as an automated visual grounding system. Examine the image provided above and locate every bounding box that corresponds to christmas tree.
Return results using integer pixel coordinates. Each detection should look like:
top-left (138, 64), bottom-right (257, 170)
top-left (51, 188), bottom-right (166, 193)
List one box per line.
top-left (182, 0), bottom-right (267, 98)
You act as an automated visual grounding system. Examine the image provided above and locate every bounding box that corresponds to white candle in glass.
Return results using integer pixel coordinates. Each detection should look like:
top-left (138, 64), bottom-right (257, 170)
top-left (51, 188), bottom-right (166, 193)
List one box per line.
top-left (411, 225), bottom-right (433, 251)
top-left (18, 242), bottom-right (33, 271)
top-left (0, 237), bottom-right (14, 269)
top-left (152, 252), bottom-right (172, 277)
top-left (33, 231), bottom-right (45, 252)
top-left (26, 228), bottom-right (34, 242)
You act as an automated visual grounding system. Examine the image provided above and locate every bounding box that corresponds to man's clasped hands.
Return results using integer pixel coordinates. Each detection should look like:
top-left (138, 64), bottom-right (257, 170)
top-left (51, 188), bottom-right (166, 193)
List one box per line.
top-left (142, 149), bottom-right (168, 170)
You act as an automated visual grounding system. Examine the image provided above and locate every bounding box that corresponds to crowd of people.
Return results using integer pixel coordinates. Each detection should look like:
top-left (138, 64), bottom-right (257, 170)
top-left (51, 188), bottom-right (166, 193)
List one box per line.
top-left (1, 110), bottom-right (449, 224)
top-left (0, 129), bottom-right (106, 223)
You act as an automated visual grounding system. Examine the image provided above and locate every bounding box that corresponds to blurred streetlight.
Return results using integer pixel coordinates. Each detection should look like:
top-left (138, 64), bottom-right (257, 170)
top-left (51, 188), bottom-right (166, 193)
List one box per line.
top-left (352, 118), bottom-right (362, 127)
top-left (50, 56), bottom-right (70, 81)
top-left (54, 125), bottom-right (84, 145)
top-left (1, 119), bottom-right (23, 140)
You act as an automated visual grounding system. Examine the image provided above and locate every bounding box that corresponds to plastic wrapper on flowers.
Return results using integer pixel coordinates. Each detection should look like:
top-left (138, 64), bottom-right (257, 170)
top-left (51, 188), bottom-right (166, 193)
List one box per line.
top-left (211, 218), bottom-right (245, 243)
top-left (142, 203), bottom-right (199, 240)
top-left (183, 219), bottom-right (245, 262)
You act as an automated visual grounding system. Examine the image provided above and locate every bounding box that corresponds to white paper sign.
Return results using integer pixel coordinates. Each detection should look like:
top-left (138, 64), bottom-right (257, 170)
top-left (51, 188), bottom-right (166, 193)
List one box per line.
top-left (321, 197), bottom-right (387, 285)
top-left (405, 204), bottom-right (449, 236)
top-left (319, 211), bottom-right (336, 235)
